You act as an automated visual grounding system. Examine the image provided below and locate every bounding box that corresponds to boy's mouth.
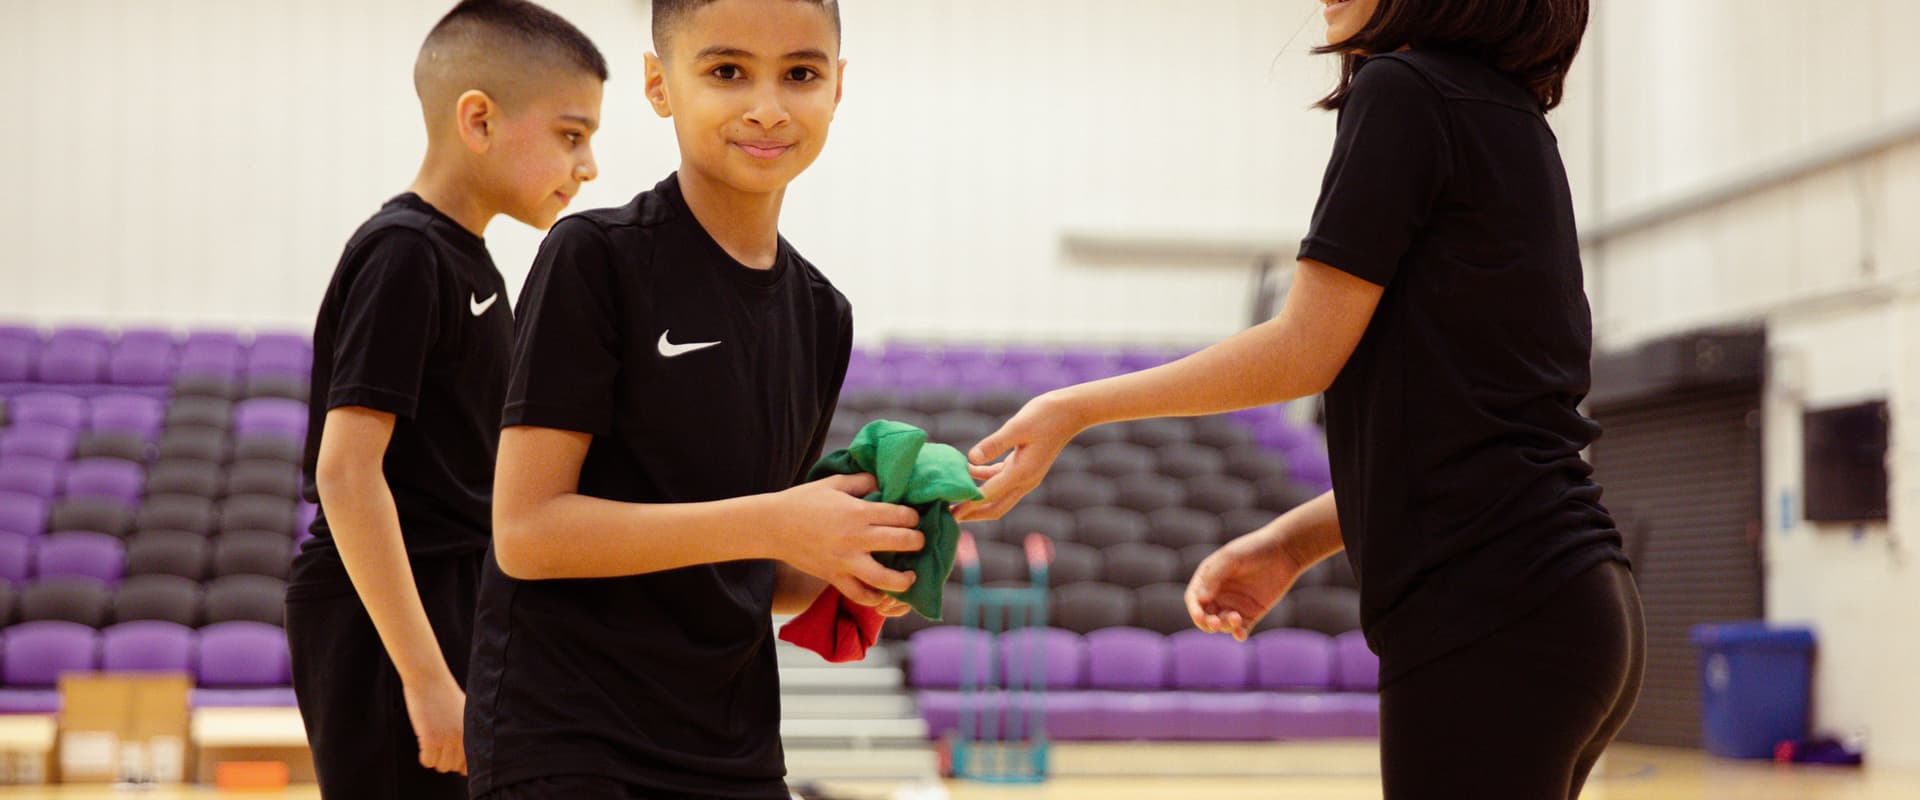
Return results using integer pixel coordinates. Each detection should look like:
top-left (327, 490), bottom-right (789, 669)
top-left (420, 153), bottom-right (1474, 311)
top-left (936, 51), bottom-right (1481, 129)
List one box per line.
top-left (736, 140), bottom-right (792, 160)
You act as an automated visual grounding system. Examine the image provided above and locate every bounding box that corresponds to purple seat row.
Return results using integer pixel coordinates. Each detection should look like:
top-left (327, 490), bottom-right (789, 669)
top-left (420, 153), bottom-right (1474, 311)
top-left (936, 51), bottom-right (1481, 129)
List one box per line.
top-left (0, 619), bottom-right (291, 712)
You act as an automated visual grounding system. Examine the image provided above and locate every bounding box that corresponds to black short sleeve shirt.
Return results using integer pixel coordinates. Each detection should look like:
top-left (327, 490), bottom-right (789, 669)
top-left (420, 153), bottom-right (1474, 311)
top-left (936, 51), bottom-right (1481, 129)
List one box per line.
top-left (1298, 51), bottom-right (1627, 683)
top-left (465, 174), bottom-right (853, 798)
top-left (292, 194), bottom-right (512, 593)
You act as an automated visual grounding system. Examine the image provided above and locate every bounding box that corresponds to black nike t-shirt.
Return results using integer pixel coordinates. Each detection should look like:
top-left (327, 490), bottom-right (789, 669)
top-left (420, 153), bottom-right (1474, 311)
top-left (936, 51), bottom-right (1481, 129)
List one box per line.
top-left (1297, 50), bottom-right (1626, 684)
top-left (465, 174), bottom-right (853, 799)
top-left (290, 193), bottom-right (513, 595)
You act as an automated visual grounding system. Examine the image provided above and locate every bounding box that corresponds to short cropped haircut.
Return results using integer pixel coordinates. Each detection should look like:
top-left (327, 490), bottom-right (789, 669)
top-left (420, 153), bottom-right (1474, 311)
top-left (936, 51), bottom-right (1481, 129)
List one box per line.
top-left (651, 0), bottom-right (841, 56)
top-left (415, 0), bottom-right (609, 111)
top-left (1316, 0), bottom-right (1588, 112)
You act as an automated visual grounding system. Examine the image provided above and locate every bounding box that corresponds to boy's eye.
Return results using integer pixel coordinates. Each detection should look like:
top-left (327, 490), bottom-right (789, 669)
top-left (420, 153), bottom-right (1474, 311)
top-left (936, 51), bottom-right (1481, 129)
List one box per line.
top-left (787, 67), bottom-right (819, 82)
top-left (711, 65), bottom-right (742, 80)
top-left (564, 132), bottom-right (581, 144)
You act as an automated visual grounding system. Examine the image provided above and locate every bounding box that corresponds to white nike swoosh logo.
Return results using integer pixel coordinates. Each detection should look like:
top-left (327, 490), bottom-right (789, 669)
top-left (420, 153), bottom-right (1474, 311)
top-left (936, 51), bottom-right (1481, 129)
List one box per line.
top-left (658, 330), bottom-right (722, 358)
top-left (470, 293), bottom-right (499, 317)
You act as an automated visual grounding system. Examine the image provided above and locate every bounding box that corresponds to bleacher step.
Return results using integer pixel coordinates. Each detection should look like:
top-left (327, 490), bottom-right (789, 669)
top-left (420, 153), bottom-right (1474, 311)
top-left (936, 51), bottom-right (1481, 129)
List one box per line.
top-left (783, 746), bottom-right (940, 781)
top-left (782, 693), bottom-right (916, 719)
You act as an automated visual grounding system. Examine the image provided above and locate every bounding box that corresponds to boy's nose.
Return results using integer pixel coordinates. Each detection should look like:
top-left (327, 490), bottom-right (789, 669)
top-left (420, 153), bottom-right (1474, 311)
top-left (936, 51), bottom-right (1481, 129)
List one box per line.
top-left (575, 149), bottom-right (598, 182)
top-left (742, 88), bottom-right (791, 129)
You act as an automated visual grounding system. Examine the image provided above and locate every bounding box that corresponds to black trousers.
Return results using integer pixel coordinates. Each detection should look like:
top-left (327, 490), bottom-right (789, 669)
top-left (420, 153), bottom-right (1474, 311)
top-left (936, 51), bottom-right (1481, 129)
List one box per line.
top-left (287, 550), bottom-right (484, 800)
top-left (1380, 560), bottom-right (1646, 800)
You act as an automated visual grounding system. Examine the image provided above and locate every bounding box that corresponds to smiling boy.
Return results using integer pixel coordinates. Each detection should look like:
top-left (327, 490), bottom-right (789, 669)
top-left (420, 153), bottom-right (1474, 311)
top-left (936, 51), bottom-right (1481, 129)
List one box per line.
top-left (461, 2), bottom-right (915, 799)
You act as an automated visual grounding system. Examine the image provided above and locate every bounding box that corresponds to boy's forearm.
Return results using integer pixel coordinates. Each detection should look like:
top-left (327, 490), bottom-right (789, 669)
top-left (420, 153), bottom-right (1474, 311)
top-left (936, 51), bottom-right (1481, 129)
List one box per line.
top-left (316, 472), bottom-right (454, 686)
top-left (771, 563), bottom-right (829, 615)
top-left (493, 491), bottom-right (780, 580)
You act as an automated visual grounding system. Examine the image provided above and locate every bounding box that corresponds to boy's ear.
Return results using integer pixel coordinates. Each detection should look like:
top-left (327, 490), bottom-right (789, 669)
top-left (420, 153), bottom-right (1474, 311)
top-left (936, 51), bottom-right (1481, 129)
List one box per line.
top-left (834, 59), bottom-right (847, 109)
top-left (455, 89), bottom-right (497, 154)
top-left (644, 52), bottom-right (672, 118)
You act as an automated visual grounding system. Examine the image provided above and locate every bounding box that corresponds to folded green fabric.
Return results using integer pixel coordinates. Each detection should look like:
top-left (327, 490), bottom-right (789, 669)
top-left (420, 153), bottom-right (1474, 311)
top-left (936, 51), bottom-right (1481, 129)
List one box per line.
top-left (807, 420), bottom-right (985, 620)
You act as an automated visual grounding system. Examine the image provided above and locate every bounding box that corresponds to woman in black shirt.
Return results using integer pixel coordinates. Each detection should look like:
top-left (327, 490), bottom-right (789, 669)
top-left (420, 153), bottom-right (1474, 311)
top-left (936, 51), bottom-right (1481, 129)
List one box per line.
top-left (958, 1), bottom-right (1643, 797)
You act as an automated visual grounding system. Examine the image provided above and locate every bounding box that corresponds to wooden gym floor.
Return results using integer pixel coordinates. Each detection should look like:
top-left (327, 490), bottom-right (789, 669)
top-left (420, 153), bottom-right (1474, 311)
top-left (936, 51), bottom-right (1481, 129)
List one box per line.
top-left (0, 742), bottom-right (1911, 799)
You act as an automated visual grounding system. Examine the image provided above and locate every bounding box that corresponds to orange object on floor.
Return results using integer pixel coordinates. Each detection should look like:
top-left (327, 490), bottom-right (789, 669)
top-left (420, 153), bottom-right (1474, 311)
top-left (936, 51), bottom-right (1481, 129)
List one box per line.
top-left (214, 760), bottom-right (290, 790)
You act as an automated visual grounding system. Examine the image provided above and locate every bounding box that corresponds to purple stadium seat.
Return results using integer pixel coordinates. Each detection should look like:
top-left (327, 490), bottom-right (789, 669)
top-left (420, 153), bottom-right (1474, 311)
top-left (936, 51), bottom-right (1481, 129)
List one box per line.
top-left (193, 686), bottom-right (299, 708)
top-left (0, 339), bottom-right (32, 383)
top-left (1333, 631), bottom-right (1379, 691)
top-left (1287, 449), bottom-right (1333, 491)
top-left (1084, 627), bottom-right (1169, 690)
top-left (952, 361), bottom-right (1020, 393)
top-left (0, 491), bottom-right (50, 537)
top-left (246, 335), bottom-right (311, 376)
top-left (914, 690), bottom-right (1007, 741)
top-left (1168, 629), bottom-right (1253, 690)
top-left (1017, 363), bottom-right (1075, 393)
top-left (1252, 629), bottom-right (1337, 691)
top-left (997, 627), bottom-right (1085, 690)
top-left (249, 332), bottom-right (309, 353)
top-left (195, 621), bottom-right (291, 687)
top-left (1040, 691), bottom-right (1104, 740)
top-left (998, 346), bottom-right (1055, 371)
top-left (297, 502), bottom-right (317, 536)
top-left (177, 342), bottom-right (243, 379)
top-left (183, 331), bottom-right (243, 350)
top-left (34, 343), bottom-right (106, 385)
top-left (1096, 690), bottom-right (1186, 740)
top-left (891, 360), bottom-right (956, 390)
top-left (115, 329), bottom-right (175, 348)
top-left (33, 532), bottom-right (125, 585)
top-left (1058, 350), bottom-right (1119, 377)
top-left (908, 627), bottom-right (996, 689)
top-left (838, 370), bottom-right (881, 394)
top-left (108, 344), bottom-right (177, 386)
top-left (48, 328), bottom-right (110, 349)
top-left (0, 326), bottom-right (38, 346)
top-left (1118, 348), bottom-right (1175, 373)
top-left (1265, 692), bottom-right (1379, 739)
top-left (232, 398), bottom-right (306, 440)
top-left (879, 343), bottom-right (937, 365)
top-left (938, 346), bottom-right (997, 369)
top-left (11, 393), bottom-right (87, 430)
top-left (61, 459), bottom-right (144, 507)
top-left (245, 353), bottom-right (310, 379)
top-left (2, 620), bottom-right (100, 685)
top-left (1181, 692), bottom-right (1270, 740)
top-left (0, 532), bottom-right (31, 585)
top-left (88, 394), bottom-right (165, 440)
top-left (0, 688), bottom-right (60, 714)
top-left (1253, 419), bottom-right (1316, 452)
top-left (101, 620), bottom-right (195, 672)
top-left (0, 457), bottom-right (62, 500)
top-left (0, 424), bottom-right (77, 461)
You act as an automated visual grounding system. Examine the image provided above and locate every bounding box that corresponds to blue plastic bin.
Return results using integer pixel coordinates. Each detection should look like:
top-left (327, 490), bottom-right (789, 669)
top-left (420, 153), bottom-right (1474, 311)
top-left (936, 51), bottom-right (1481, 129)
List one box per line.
top-left (1690, 622), bottom-right (1816, 759)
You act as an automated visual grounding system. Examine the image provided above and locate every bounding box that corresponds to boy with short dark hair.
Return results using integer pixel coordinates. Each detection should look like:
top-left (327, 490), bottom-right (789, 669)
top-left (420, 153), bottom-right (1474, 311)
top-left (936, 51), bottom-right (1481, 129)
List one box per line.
top-left (287, 2), bottom-right (605, 797)
top-left (463, 1), bottom-right (915, 798)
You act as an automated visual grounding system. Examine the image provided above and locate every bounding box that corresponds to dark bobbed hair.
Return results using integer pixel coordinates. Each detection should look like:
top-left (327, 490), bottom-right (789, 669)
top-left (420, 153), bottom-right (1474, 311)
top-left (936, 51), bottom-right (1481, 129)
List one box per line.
top-left (1316, 0), bottom-right (1588, 111)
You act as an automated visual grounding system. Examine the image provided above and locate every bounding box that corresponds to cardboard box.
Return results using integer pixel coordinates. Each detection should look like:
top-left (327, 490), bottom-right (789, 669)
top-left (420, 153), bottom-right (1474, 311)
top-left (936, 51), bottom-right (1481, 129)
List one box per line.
top-left (56, 673), bottom-right (192, 785)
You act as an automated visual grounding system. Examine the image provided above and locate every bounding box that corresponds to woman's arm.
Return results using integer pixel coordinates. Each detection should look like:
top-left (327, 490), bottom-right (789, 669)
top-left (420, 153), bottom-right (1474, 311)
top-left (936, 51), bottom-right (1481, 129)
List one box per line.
top-left (957, 258), bottom-right (1382, 520)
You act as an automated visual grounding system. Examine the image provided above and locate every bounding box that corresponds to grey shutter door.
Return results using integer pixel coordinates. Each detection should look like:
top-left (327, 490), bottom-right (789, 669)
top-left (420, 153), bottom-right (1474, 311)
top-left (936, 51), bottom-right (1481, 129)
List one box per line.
top-left (1591, 384), bottom-right (1764, 748)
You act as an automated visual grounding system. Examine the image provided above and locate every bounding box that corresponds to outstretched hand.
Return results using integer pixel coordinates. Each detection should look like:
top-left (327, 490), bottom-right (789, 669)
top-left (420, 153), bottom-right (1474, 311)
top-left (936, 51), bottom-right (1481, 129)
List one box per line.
top-left (952, 394), bottom-right (1084, 522)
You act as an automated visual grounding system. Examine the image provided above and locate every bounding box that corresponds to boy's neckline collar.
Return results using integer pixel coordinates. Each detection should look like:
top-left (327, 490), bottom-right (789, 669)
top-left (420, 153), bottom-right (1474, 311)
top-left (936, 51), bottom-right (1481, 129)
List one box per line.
top-left (391, 192), bottom-right (489, 252)
top-left (660, 172), bottom-right (789, 290)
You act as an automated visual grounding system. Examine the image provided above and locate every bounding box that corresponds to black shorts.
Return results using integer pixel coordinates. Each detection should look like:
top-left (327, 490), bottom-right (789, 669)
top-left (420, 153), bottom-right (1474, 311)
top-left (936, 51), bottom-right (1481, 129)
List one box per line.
top-left (287, 549), bottom-right (485, 800)
top-left (1379, 560), bottom-right (1646, 800)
